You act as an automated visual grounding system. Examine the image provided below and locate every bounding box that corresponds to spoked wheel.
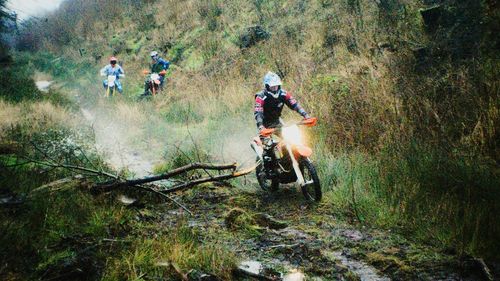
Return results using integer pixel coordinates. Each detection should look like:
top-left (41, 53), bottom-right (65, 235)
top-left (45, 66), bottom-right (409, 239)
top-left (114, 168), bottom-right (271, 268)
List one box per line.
top-left (300, 158), bottom-right (322, 202)
top-left (256, 158), bottom-right (279, 192)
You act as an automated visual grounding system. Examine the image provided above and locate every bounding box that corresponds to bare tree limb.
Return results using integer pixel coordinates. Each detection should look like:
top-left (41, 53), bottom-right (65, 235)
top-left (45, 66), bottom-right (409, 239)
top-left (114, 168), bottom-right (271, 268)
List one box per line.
top-left (96, 162), bottom-right (238, 190)
top-left (160, 164), bottom-right (256, 194)
top-left (21, 157), bottom-right (119, 180)
top-left (30, 175), bottom-right (83, 195)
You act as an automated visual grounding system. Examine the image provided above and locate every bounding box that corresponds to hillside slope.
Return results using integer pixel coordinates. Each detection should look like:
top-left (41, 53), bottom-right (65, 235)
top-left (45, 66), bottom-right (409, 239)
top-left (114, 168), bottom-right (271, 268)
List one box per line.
top-left (1, 0), bottom-right (499, 279)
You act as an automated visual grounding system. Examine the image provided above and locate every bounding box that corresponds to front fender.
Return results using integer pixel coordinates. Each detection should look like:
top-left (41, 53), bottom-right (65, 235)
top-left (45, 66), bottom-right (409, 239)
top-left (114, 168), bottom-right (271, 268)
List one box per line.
top-left (293, 144), bottom-right (313, 158)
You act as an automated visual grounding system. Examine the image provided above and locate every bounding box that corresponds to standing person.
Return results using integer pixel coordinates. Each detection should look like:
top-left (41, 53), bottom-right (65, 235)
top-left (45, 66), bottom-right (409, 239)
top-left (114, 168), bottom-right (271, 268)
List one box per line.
top-left (100, 56), bottom-right (125, 94)
top-left (142, 51), bottom-right (170, 96)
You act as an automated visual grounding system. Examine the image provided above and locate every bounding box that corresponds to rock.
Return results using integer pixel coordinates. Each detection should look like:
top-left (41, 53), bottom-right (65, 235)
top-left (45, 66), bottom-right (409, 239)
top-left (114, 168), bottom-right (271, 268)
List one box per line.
top-left (276, 228), bottom-right (312, 240)
top-left (377, 42), bottom-right (396, 52)
top-left (420, 5), bottom-right (443, 31)
top-left (340, 229), bottom-right (364, 241)
top-left (239, 25), bottom-right (270, 49)
top-left (253, 213), bottom-right (288, 230)
top-left (35, 81), bottom-right (53, 92)
top-left (117, 194), bottom-right (138, 206)
top-left (283, 271), bottom-right (305, 281)
top-left (224, 208), bottom-right (246, 229)
top-left (412, 46), bottom-right (430, 64)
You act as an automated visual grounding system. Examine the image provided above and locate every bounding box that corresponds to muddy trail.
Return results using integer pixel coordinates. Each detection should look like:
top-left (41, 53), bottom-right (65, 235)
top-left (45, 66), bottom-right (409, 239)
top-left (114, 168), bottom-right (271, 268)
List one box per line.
top-left (128, 184), bottom-right (492, 281)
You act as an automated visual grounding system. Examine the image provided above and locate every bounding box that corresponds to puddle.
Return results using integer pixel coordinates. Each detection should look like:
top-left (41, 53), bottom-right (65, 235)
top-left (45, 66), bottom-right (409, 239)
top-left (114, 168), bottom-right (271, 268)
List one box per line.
top-left (238, 260), bottom-right (263, 275)
top-left (327, 251), bottom-right (390, 281)
top-left (238, 260), bottom-right (305, 280)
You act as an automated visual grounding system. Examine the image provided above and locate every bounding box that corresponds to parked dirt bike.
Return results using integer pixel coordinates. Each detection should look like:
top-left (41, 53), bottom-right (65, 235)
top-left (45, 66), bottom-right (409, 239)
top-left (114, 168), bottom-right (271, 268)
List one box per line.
top-left (250, 118), bottom-right (321, 202)
top-left (105, 75), bottom-right (118, 97)
top-left (140, 69), bottom-right (166, 98)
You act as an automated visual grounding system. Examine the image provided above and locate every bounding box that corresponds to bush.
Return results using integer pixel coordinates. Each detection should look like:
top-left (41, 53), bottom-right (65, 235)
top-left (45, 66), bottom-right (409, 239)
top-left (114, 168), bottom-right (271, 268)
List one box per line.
top-left (0, 63), bottom-right (40, 102)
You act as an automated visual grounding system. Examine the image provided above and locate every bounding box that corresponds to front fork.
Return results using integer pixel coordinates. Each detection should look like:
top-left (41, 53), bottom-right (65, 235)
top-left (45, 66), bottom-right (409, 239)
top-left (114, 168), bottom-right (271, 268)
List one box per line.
top-left (286, 144), bottom-right (306, 186)
top-left (105, 86), bottom-right (115, 97)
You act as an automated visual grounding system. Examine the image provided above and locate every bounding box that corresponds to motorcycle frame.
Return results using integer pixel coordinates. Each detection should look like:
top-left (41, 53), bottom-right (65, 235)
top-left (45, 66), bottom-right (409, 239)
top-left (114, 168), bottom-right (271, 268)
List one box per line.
top-left (252, 135), bottom-right (310, 187)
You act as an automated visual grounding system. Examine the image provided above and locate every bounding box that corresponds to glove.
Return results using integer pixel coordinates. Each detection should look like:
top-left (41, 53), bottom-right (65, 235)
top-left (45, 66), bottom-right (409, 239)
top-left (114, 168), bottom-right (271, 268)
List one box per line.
top-left (303, 113), bottom-right (311, 120)
top-left (258, 125), bottom-right (265, 133)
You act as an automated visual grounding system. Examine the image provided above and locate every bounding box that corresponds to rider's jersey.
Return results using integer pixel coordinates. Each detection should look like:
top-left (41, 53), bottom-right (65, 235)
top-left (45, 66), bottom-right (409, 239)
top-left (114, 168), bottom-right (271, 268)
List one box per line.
top-left (254, 89), bottom-right (307, 128)
top-left (151, 58), bottom-right (170, 73)
top-left (100, 64), bottom-right (125, 78)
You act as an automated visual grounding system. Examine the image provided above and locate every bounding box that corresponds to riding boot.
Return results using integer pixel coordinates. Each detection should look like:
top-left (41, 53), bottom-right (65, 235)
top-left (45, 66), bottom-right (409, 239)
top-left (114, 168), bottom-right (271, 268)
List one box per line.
top-left (142, 83), bottom-right (150, 96)
top-left (262, 148), bottom-right (277, 178)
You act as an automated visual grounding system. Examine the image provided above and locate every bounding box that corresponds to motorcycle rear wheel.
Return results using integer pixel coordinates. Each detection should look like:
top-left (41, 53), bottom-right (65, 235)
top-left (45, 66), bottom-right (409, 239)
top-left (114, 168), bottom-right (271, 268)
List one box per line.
top-left (256, 158), bottom-right (279, 192)
top-left (300, 158), bottom-right (322, 202)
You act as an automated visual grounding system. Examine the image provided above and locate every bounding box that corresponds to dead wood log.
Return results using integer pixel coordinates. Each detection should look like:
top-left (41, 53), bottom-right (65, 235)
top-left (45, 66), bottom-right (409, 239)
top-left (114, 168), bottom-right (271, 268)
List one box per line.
top-left (473, 257), bottom-right (494, 281)
top-left (30, 175), bottom-right (84, 195)
top-left (158, 164), bottom-right (255, 194)
top-left (95, 162), bottom-right (253, 192)
top-left (0, 142), bottom-right (20, 154)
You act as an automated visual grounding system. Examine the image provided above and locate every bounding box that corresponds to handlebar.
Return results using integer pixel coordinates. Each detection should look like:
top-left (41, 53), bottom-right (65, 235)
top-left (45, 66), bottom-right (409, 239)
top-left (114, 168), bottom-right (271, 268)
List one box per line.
top-left (142, 70), bottom-right (167, 75)
top-left (259, 117), bottom-right (317, 137)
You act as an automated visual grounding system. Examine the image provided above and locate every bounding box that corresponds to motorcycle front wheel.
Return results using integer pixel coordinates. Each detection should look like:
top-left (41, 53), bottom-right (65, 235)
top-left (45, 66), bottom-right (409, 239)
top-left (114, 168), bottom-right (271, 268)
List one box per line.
top-left (300, 158), bottom-right (322, 202)
top-left (256, 158), bottom-right (279, 192)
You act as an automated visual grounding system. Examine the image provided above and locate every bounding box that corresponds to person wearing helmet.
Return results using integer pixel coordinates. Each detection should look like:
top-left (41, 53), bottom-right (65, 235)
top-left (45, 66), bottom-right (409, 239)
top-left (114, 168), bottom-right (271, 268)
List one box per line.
top-left (254, 71), bottom-right (310, 132)
top-left (100, 56), bottom-right (125, 93)
top-left (142, 51), bottom-right (170, 95)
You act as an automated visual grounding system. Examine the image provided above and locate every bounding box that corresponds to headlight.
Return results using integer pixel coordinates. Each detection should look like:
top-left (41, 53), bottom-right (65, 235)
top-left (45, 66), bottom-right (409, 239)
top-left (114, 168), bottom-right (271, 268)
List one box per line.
top-left (282, 125), bottom-right (302, 145)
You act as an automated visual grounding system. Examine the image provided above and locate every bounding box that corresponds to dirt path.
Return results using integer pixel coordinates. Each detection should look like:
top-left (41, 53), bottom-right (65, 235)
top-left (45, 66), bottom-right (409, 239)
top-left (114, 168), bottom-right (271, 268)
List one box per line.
top-left (80, 106), bottom-right (158, 178)
top-left (136, 183), bottom-right (487, 281)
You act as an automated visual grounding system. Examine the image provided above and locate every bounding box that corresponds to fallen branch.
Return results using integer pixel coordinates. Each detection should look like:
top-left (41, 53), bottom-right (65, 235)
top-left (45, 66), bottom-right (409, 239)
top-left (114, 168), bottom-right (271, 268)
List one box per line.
top-left (160, 165), bottom-right (255, 194)
top-left (473, 257), bottom-right (494, 281)
top-left (0, 142), bottom-right (20, 155)
top-left (21, 158), bottom-right (118, 180)
top-left (96, 162), bottom-right (241, 191)
top-left (30, 175), bottom-right (84, 195)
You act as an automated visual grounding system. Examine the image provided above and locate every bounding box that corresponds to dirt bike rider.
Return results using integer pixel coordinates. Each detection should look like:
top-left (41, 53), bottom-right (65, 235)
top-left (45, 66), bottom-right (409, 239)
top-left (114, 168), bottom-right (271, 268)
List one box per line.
top-left (254, 72), bottom-right (310, 173)
top-left (100, 56), bottom-right (125, 93)
top-left (142, 51), bottom-right (170, 95)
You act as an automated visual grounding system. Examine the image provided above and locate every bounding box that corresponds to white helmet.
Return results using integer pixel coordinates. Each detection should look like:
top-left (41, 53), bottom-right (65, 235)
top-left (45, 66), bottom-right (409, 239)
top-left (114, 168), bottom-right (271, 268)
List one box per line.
top-left (150, 51), bottom-right (158, 57)
top-left (263, 71), bottom-right (282, 88)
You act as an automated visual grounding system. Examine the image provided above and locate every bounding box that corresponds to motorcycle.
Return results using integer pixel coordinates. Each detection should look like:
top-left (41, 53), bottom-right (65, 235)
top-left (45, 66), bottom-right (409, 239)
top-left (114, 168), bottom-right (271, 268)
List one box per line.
top-left (140, 69), bottom-right (166, 97)
top-left (250, 118), bottom-right (322, 202)
top-left (105, 75), bottom-right (118, 97)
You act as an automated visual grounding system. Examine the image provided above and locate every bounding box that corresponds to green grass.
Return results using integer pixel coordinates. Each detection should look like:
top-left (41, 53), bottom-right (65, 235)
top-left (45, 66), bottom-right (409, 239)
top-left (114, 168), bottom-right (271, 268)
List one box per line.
top-left (102, 223), bottom-right (236, 280)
